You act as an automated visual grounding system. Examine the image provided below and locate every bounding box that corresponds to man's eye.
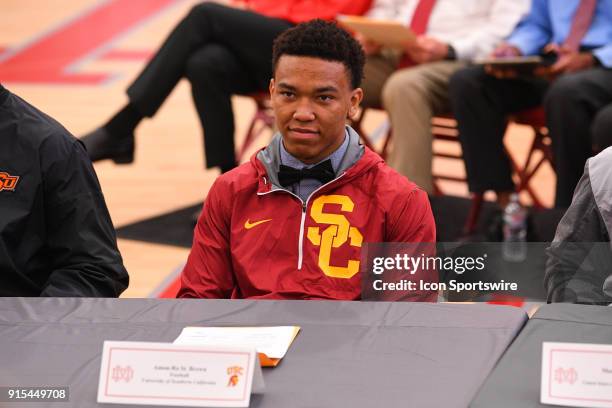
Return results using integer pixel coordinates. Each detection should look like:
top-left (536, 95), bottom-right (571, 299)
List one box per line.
top-left (318, 95), bottom-right (334, 102)
top-left (280, 91), bottom-right (294, 98)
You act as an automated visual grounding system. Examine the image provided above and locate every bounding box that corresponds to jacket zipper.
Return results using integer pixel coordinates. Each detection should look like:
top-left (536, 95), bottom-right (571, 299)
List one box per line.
top-left (297, 202), bottom-right (307, 270)
top-left (257, 173), bottom-right (346, 270)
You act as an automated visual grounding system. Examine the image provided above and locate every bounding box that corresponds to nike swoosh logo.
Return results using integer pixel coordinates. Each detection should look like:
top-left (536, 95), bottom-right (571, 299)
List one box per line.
top-left (244, 219), bottom-right (272, 230)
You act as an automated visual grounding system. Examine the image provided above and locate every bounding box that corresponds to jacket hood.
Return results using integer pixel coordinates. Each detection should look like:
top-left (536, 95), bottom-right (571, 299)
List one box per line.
top-left (589, 146), bottom-right (612, 241)
top-left (589, 146), bottom-right (612, 296)
top-left (251, 125), bottom-right (383, 193)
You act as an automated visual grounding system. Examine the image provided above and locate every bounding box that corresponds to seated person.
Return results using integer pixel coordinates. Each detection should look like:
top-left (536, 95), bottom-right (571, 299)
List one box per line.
top-left (449, 0), bottom-right (612, 208)
top-left (360, 0), bottom-right (528, 193)
top-left (0, 84), bottom-right (128, 297)
top-left (81, 0), bottom-right (371, 173)
top-left (178, 20), bottom-right (436, 300)
top-left (545, 146), bottom-right (612, 305)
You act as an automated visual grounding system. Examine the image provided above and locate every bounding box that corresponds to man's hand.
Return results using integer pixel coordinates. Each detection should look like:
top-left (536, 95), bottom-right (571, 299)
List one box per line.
top-left (404, 35), bottom-right (449, 64)
top-left (484, 43), bottom-right (523, 79)
top-left (531, 44), bottom-right (596, 79)
top-left (355, 33), bottom-right (382, 56)
top-left (550, 50), bottom-right (595, 74)
top-left (492, 43), bottom-right (522, 58)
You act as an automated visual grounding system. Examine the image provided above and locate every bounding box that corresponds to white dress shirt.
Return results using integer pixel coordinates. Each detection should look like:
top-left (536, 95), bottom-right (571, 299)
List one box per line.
top-left (365, 0), bottom-right (530, 60)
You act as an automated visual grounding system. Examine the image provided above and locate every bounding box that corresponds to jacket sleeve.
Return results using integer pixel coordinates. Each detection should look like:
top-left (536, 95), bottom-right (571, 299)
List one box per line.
top-left (386, 187), bottom-right (436, 244)
top-left (178, 179), bottom-right (236, 298)
top-left (385, 186), bottom-right (438, 302)
top-left (40, 139), bottom-right (128, 297)
top-left (544, 166), bottom-right (612, 305)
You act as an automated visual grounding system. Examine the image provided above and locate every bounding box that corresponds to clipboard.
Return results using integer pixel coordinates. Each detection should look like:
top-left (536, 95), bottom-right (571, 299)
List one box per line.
top-left (475, 56), bottom-right (543, 68)
top-left (338, 15), bottom-right (415, 48)
top-left (475, 56), bottom-right (545, 75)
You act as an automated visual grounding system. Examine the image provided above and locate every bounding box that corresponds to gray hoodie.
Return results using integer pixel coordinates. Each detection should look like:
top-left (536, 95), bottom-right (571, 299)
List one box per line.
top-left (545, 147), bottom-right (612, 304)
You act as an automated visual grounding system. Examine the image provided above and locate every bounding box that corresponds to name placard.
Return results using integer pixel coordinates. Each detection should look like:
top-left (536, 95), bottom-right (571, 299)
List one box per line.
top-left (174, 326), bottom-right (300, 367)
top-left (541, 342), bottom-right (612, 407)
top-left (97, 341), bottom-right (264, 407)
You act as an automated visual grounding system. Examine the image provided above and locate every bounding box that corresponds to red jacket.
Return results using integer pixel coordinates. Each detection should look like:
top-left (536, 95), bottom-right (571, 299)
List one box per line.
top-left (179, 129), bottom-right (436, 301)
top-left (244, 0), bottom-right (372, 23)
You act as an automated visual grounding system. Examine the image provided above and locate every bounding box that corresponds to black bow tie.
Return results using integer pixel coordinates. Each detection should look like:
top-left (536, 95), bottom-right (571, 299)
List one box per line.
top-left (278, 159), bottom-right (335, 187)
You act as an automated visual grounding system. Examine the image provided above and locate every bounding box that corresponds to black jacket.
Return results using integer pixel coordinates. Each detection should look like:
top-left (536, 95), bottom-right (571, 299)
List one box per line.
top-left (0, 85), bottom-right (128, 296)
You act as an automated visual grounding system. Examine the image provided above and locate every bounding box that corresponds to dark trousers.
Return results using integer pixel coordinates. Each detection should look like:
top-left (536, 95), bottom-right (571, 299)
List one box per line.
top-left (126, 3), bottom-right (293, 170)
top-left (449, 66), bottom-right (612, 208)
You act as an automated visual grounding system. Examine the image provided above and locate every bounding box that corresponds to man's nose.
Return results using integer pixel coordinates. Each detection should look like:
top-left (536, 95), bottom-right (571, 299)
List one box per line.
top-left (292, 99), bottom-right (315, 122)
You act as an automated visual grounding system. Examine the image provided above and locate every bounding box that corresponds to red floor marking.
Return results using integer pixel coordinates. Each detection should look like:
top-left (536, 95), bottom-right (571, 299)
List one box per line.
top-left (100, 49), bottom-right (154, 61)
top-left (0, 0), bottom-right (176, 84)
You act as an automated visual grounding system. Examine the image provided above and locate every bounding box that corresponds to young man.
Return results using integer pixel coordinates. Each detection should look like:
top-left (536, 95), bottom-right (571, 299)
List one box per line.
top-left (0, 84), bottom-right (128, 297)
top-left (178, 20), bottom-right (436, 301)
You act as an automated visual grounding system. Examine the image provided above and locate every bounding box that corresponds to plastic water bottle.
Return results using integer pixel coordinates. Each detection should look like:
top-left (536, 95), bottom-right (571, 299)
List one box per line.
top-left (502, 193), bottom-right (527, 262)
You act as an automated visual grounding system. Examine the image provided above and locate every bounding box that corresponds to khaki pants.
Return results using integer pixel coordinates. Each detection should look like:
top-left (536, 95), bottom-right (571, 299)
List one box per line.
top-left (362, 54), bottom-right (466, 193)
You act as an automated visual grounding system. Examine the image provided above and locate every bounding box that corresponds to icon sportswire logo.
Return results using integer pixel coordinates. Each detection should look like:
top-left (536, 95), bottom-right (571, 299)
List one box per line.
top-left (0, 172), bottom-right (19, 192)
top-left (244, 219), bottom-right (272, 230)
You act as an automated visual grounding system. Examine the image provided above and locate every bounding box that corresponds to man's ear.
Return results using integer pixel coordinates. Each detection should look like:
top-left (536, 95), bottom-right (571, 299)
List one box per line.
top-left (348, 87), bottom-right (363, 119)
top-left (269, 78), bottom-right (275, 98)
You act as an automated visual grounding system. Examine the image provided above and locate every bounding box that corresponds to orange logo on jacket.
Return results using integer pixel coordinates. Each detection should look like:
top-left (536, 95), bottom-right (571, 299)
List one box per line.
top-left (307, 195), bottom-right (363, 279)
top-left (0, 172), bottom-right (19, 192)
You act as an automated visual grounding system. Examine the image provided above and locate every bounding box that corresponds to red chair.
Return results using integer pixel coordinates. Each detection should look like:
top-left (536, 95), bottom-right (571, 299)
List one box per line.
top-left (354, 106), bottom-right (553, 235)
top-left (433, 107), bottom-right (552, 234)
top-left (350, 107), bottom-right (392, 159)
top-left (236, 92), bottom-right (275, 161)
top-left (508, 107), bottom-right (552, 210)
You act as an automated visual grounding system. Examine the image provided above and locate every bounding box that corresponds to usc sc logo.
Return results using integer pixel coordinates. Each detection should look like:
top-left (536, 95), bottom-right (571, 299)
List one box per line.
top-left (306, 195), bottom-right (363, 279)
top-left (0, 172), bottom-right (19, 192)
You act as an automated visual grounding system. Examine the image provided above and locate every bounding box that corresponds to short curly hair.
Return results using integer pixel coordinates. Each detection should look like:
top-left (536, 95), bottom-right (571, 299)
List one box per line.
top-left (272, 19), bottom-right (365, 89)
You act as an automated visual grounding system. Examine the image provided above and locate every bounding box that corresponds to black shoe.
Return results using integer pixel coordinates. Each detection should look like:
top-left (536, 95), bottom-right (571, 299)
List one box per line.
top-left (80, 127), bottom-right (134, 164)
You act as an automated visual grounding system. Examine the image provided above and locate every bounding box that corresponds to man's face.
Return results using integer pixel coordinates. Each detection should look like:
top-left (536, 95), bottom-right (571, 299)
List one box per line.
top-left (270, 55), bottom-right (363, 164)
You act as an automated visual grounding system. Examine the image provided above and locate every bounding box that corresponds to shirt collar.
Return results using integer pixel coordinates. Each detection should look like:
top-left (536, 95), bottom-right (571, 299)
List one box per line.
top-left (279, 130), bottom-right (349, 173)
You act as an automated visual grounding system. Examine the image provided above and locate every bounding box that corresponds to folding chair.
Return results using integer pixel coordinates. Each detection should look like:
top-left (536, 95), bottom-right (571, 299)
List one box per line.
top-left (433, 107), bottom-right (552, 234)
top-left (350, 106), bottom-right (392, 159)
top-left (236, 92), bottom-right (275, 161)
top-left (354, 106), bottom-right (553, 235)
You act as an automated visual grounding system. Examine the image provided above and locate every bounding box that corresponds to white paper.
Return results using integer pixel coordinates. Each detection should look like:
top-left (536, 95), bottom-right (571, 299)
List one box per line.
top-left (541, 342), bottom-right (612, 407)
top-left (97, 341), bottom-right (263, 407)
top-left (174, 326), bottom-right (299, 359)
